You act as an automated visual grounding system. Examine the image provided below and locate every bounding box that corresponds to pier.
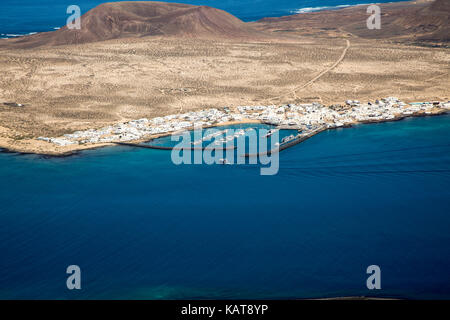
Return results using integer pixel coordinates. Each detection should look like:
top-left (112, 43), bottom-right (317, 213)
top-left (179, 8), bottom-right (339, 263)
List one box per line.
top-left (243, 127), bottom-right (327, 158)
top-left (115, 126), bottom-right (326, 156)
top-left (115, 142), bottom-right (236, 151)
top-left (276, 125), bottom-right (303, 130)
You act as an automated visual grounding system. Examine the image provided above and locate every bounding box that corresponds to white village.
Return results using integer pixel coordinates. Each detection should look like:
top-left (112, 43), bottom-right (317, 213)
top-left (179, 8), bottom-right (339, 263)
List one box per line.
top-left (37, 98), bottom-right (450, 147)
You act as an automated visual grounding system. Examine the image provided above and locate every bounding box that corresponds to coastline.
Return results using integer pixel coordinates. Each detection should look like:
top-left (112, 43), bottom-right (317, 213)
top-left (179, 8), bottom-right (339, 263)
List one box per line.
top-left (245, 109), bottom-right (449, 157)
top-left (0, 1), bottom-right (448, 158)
top-left (0, 0), bottom-right (407, 37)
top-left (2, 1), bottom-right (450, 302)
top-left (3, 104), bottom-right (450, 300)
top-left (1, 109), bottom-right (448, 158)
top-left (0, 119), bottom-right (262, 157)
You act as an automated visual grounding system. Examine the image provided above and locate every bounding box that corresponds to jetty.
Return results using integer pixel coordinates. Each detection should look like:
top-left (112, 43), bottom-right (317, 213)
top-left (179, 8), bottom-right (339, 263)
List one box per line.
top-left (243, 127), bottom-right (327, 158)
top-left (115, 142), bottom-right (236, 151)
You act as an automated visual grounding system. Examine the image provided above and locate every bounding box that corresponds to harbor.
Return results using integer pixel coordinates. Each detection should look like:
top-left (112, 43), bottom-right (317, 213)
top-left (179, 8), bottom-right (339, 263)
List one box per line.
top-left (36, 98), bottom-right (450, 155)
top-left (3, 113), bottom-right (450, 299)
top-left (244, 127), bottom-right (327, 157)
top-left (115, 142), bottom-right (236, 151)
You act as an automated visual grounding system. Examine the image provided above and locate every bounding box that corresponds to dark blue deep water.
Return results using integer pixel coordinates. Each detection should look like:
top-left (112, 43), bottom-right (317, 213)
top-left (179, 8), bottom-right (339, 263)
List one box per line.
top-left (1, 0), bottom-right (403, 36)
top-left (1, 115), bottom-right (450, 299)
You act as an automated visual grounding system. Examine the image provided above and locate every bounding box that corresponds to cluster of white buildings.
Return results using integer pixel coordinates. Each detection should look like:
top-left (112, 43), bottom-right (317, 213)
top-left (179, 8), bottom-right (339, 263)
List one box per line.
top-left (237, 98), bottom-right (449, 129)
top-left (37, 98), bottom-right (450, 147)
top-left (37, 108), bottom-right (240, 146)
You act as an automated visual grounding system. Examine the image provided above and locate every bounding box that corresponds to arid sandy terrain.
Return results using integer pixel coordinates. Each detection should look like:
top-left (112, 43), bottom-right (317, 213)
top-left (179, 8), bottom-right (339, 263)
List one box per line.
top-left (0, 0), bottom-right (448, 155)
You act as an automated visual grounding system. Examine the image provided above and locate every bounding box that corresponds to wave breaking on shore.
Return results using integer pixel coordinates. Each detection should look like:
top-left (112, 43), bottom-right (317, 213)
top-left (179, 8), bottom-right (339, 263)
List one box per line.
top-left (290, 2), bottom-right (379, 14)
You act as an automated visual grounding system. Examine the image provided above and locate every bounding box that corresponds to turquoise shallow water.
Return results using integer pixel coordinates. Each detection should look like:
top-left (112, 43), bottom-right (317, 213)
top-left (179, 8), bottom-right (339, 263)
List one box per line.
top-left (1, 115), bottom-right (450, 299)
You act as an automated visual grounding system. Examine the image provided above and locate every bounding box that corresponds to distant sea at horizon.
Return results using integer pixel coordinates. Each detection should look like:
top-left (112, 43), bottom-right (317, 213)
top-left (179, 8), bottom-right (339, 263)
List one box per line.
top-left (1, 0), bottom-right (401, 37)
top-left (1, 115), bottom-right (450, 299)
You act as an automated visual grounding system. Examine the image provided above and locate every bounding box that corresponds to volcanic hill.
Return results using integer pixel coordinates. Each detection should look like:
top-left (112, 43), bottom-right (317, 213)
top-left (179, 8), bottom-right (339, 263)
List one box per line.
top-left (1, 1), bottom-right (264, 48)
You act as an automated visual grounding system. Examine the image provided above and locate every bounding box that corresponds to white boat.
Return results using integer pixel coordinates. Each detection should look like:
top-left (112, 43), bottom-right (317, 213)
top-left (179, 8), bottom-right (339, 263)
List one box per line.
top-left (281, 134), bottom-right (296, 144)
top-left (264, 129), bottom-right (279, 138)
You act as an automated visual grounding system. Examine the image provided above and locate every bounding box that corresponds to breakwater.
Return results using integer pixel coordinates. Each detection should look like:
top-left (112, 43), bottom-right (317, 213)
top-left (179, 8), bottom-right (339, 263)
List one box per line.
top-left (115, 142), bottom-right (236, 151)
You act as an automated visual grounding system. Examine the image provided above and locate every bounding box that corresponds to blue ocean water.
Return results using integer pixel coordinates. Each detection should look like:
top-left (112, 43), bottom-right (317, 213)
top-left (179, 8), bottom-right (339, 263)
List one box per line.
top-left (1, 115), bottom-right (450, 299)
top-left (0, 0), bottom-right (403, 36)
